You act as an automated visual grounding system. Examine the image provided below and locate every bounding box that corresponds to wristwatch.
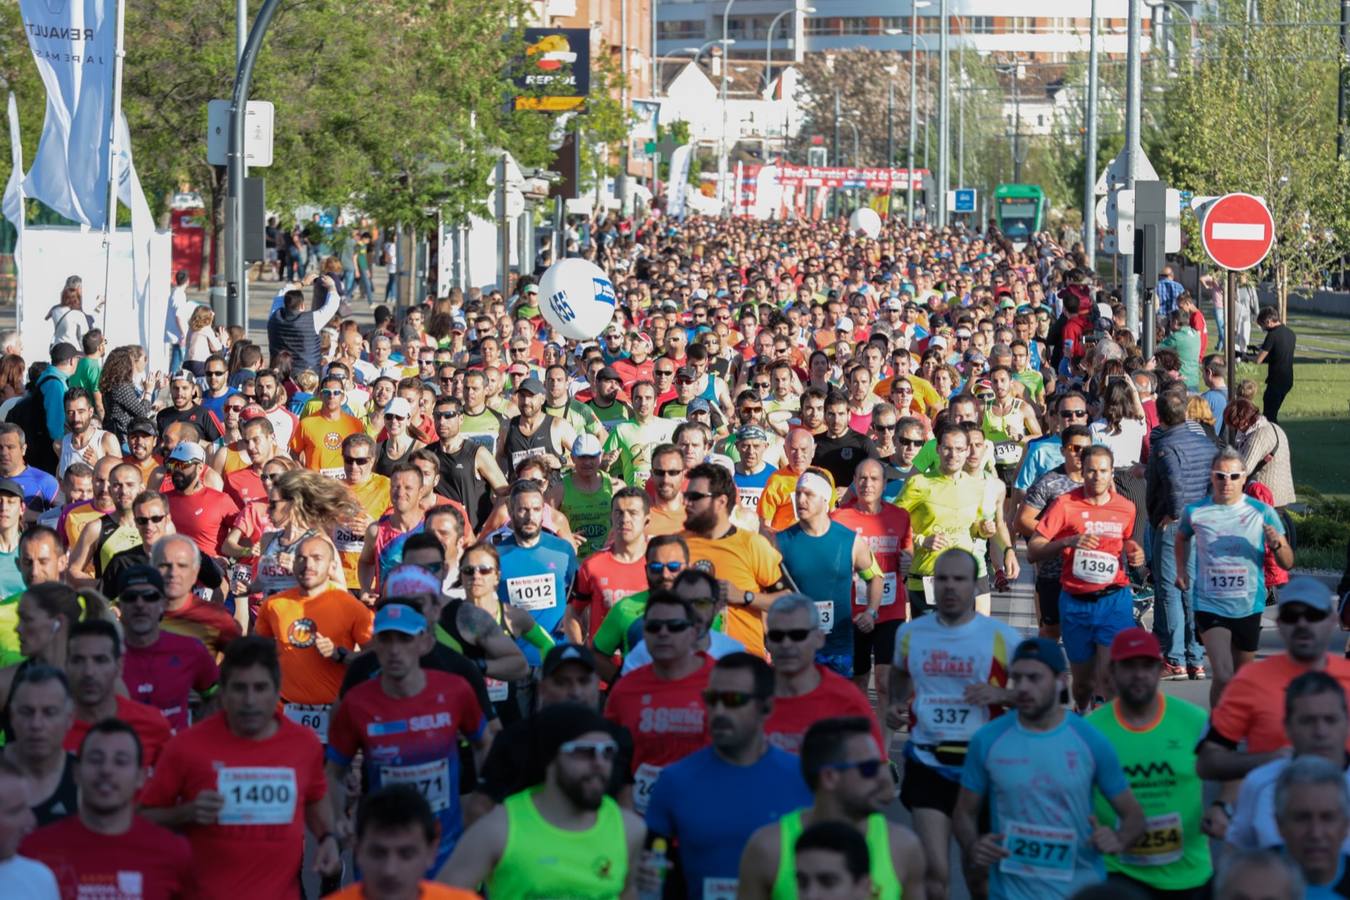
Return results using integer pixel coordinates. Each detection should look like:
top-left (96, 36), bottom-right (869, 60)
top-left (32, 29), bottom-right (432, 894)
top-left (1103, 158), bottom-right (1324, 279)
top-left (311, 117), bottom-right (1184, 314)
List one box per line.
top-left (742, 590), bottom-right (756, 607)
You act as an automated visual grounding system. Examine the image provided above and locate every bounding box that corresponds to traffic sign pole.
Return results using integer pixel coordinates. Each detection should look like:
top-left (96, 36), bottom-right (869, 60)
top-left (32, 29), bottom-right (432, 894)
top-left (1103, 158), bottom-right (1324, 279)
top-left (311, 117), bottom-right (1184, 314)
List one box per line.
top-left (1226, 269), bottom-right (1237, 404)
top-left (1195, 192), bottom-right (1274, 401)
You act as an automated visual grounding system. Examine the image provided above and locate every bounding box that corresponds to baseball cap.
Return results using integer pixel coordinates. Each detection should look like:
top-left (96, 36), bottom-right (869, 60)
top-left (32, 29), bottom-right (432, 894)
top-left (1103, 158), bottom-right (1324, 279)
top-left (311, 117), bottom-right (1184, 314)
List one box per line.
top-left (126, 417), bottom-right (157, 437)
top-left (687, 397), bottom-right (712, 415)
top-left (169, 370), bottom-right (194, 383)
top-left (167, 442), bottom-right (206, 464)
top-left (835, 316), bottom-right (855, 332)
top-left (382, 563), bottom-right (443, 600)
top-left (597, 366), bottom-right (622, 382)
top-left (884, 298), bottom-right (903, 311)
top-left (572, 433), bottom-right (603, 458)
top-left (515, 375), bottom-right (545, 396)
top-left (929, 335), bottom-right (949, 350)
top-left (116, 564), bottom-right (165, 599)
top-left (384, 397), bottom-right (414, 419)
top-left (373, 603), bottom-right (428, 636)
top-left (1110, 627), bottom-right (1163, 663)
top-left (1011, 637), bottom-right (1068, 675)
top-left (1277, 576), bottom-right (1336, 613)
top-left (735, 424), bottom-right (769, 443)
top-left (0, 479), bottom-right (21, 500)
top-left (523, 283), bottom-right (539, 295)
top-left (956, 327), bottom-right (973, 338)
top-left (542, 643), bottom-right (597, 678)
top-left (676, 366), bottom-right (698, 382)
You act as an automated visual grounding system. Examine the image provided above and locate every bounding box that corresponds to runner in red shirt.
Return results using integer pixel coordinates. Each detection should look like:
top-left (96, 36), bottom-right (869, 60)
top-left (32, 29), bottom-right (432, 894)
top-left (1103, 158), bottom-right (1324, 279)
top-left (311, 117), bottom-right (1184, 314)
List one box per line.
top-left (163, 442), bottom-right (240, 557)
top-left (566, 488), bottom-right (649, 641)
top-left (23, 720), bottom-right (194, 899)
top-left (1029, 444), bottom-right (1145, 711)
top-left (222, 415), bottom-right (280, 508)
top-left (155, 535), bottom-right (241, 657)
top-left (761, 595), bottom-right (882, 754)
top-left (115, 564), bottom-right (220, 733)
top-left (140, 637), bottom-right (339, 900)
top-left (831, 458), bottom-right (913, 746)
top-left (604, 593), bottom-right (714, 814)
top-left (63, 620), bottom-right (172, 767)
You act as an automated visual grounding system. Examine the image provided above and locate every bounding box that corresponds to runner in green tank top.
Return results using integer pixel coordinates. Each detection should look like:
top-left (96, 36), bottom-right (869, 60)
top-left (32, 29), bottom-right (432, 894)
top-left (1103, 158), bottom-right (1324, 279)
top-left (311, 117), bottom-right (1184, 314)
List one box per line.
top-left (438, 704), bottom-right (646, 898)
top-left (560, 442), bottom-right (618, 559)
top-left (737, 718), bottom-right (925, 900)
top-left (1086, 628), bottom-right (1212, 896)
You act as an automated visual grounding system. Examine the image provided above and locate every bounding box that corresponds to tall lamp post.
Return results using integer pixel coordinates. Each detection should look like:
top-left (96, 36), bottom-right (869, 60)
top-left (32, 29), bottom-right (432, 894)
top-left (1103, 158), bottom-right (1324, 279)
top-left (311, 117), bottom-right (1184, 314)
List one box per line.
top-left (887, 1), bottom-right (930, 225)
top-left (765, 4), bottom-right (816, 91)
top-left (719, 0), bottom-right (737, 209)
top-left (1083, 0), bottom-right (1100, 268)
top-left (936, 0), bottom-right (949, 228)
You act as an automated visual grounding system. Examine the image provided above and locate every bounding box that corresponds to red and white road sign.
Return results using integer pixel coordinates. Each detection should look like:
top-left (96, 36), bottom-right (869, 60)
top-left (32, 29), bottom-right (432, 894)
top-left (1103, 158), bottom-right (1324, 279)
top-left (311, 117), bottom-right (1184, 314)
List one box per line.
top-left (1200, 192), bottom-right (1274, 271)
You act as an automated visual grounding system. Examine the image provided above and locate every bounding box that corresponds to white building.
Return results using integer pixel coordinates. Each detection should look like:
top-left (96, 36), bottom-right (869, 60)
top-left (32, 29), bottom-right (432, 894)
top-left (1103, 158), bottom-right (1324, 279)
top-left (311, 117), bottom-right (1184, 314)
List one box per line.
top-left (659, 58), bottom-right (805, 149)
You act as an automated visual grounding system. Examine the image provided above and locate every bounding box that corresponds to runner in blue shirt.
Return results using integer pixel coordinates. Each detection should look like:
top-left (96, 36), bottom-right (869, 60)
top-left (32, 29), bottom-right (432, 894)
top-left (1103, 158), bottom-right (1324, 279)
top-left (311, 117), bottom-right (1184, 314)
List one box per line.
top-left (954, 637), bottom-right (1145, 900)
top-left (645, 653), bottom-right (812, 900)
top-left (494, 480), bottom-right (578, 665)
top-left (1177, 447), bottom-right (1293, 707)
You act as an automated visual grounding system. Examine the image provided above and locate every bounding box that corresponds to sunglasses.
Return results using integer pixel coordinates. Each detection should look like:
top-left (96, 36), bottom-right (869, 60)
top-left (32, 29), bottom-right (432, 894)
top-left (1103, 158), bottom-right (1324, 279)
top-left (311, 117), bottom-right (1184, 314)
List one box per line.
top-left (166, 460), bottom-right (198, 472)
top-left (874, 423), bottom-right (898, 432)
top-left (655, 370), bottom-right (675, 377)
top-left (206, 370), bottom-right (226, 378)
top-left (898, 437), bottom-right (925, 448)
top-left (1211, 471), bottom-right (1244, 481)
top-left (1278, 606), bottom-right (1330, 625)
top-left (821, 758), bottom-right (886, 778)
top-left (225, 404), bottom-right (245, 413)
top-left (120, 591), bottom-right (161, 604)
top-left (702, 690), bottom-right (756, 708)
top-left (644, 618), bottom-right (693, 634)
top-left (133, 514), bottom-right (167, 527)
top-left (460, 564), bottom-right (496, 577)
top-left (1060, 409), bottom-right (1088, 419)
top-left (752, 382), bottom-right (770, 390)
top-left (343, 456), bottom-right (371, 466)
top-left (646, 561), bottom-right (685, 574)
top-left (1064, 444), bottom-right (1091, 455)
top-left (260, 472), bottom-right (280, 482)
top-left (320, 389), bottom-right (343, 398)
top-left (436, 410), bottom-right (461, 419)
top-left (767, 628), bottom-right (813, 643)
top-left (683, 490), bottom-right (712, 502)
top-left (559, 739), bottom-right (619, 761)
top-left (385, 413), bottom-right (408, 421)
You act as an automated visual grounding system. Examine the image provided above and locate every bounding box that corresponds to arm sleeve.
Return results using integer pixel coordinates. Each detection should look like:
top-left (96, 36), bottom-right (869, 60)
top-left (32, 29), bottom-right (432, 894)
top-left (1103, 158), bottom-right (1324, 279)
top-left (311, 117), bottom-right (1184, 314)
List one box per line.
top-left (312, 290), bottom-right (342, 333)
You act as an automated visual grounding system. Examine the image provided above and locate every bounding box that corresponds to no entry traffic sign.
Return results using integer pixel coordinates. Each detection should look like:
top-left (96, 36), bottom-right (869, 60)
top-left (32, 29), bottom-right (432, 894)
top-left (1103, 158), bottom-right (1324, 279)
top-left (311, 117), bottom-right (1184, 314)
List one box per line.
top-left (1200, 192), bottom-right (1274, 271)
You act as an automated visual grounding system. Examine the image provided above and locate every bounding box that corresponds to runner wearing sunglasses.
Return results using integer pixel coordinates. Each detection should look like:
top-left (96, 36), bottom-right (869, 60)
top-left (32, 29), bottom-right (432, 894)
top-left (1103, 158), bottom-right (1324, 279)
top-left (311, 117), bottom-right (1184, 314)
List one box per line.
top-left (603, 593), bottom-right (715, 815)
top-left (1176, 449), bottom-right (1293, 708)
top-left (591, 535), bottom-right (687, 681)
top-left (439, 702), bottom-right (646, 897)
top-left (738, 716), bottom-right (926, 900)
top-left (645, 653), bottom-right (812, 900)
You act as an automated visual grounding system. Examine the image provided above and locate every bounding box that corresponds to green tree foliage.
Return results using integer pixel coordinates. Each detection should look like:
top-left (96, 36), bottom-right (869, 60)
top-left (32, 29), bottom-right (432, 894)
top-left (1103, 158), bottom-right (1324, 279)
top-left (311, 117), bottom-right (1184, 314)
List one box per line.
top-left (1152, 0), bottom-right (1350, 288)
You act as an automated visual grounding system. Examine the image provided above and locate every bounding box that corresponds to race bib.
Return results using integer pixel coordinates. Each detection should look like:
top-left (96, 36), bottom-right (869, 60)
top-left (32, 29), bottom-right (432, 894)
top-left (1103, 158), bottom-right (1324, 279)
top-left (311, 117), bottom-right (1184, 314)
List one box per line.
top-left (815, 601), bottom-right (836, 633)
top-left (465, 433), bottom-right (497, 453)
top-left (282, 703), bottom-right (331, 743)
top-left (634, 762), bottom-right (662, 815)
top-left (506, 574), bottom-right (557, 611)
top-left (1202, 565), bottom-right (1249, 599)
top-left (510, 446), bottom-right (546, 470)
top-left (333, 526), bottom-right (363, 553)
top-left (703, 878), bottom-right (738, 900)
top-left (921, 575), bottom-right (935, 606)
top-left (1072, 549), bottom-right (1119, 585)
top-left (486, 677), bottom-right (509, 702)
top-left (994, 441), bottom-right (1024, 466)
top-left (918, 694), bottom-right (986, 741)
top-left (382, 758), bottom-right (450, 812)
top-left (217, 767), bottom-right (298, 826)
top-left (1000, 820), bottom-right (1076, 882)
top-left (1119, 812), bottom-right (1183, 867)
top-left (738, 488), bottom-right (764, 510)
top-left (319, 466), bottom-right (345, 479)
top-left (855, 572), bottom-right (899, 607)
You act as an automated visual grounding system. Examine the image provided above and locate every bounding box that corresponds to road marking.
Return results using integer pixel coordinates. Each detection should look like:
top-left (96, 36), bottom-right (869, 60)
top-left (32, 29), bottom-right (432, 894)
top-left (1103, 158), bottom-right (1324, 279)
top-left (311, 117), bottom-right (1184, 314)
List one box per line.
top-left (1211, 222), bottom-right (1267, 241)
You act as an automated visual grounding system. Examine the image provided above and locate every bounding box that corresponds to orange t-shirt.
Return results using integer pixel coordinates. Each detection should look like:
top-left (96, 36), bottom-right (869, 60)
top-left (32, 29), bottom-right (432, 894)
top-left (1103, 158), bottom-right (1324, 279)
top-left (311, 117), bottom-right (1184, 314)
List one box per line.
top-left (647, 504), bottom-right (687, 537)
top-left (334, 474), bottom-right (391, 589)
top-left (324, 883), bottom-right (479, 900)
top-left (683, 528), bottom-right (784, 658)
top-left (254, 588), bottom-right (374, 705)
top-left (1209, 653), bottom-right (1350, 754)
top-left (290, 412), bottom-right (365, 476)
top-left (757, 469), bottom-right (801, 532)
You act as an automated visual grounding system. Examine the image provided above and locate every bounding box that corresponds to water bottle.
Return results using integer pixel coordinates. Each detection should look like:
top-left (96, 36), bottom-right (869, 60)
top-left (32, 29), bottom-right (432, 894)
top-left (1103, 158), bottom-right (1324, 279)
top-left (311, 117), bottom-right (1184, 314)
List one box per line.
top-left (638, 837), bottom-right (668, 900)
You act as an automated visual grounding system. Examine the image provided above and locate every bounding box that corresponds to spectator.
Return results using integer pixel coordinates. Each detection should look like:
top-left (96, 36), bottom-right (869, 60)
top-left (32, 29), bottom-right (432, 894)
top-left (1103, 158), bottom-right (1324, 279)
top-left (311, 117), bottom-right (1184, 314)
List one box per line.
top-left (1224, 398), bottom-right (1296, 512)
top-left (45, 282), bottom-right (95, 352)
top-left (266, 275), bottom-right (342, 375)
top-left (1255, 307), bottom-right (1296, 423)
top-left (182, 306), bottom-right (223, 378)
top-left (1156, 264), bottom-right (1186, 318)
top-left (99, 346), bottom-right (161, 445)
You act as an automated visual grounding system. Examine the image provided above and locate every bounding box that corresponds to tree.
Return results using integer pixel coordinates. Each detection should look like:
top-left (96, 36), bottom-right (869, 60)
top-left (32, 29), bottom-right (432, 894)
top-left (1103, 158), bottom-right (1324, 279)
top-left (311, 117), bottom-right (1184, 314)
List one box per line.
top-left (1152, 0), bottom-right (1350, 292)
top-left (790, 49), bottom-right (932, 167)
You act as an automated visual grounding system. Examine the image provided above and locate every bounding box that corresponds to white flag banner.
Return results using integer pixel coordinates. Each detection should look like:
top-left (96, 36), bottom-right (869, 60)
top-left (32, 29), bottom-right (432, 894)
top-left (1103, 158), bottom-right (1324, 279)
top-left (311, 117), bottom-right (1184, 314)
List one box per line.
top-left (3, 93), bottom-right (25, 315)
top-left (17, 0), bottom-right (121, 228)
top-left (666, 144), bottom-right (693, 220)
top-left (16, 0), bottom-right (155, 336)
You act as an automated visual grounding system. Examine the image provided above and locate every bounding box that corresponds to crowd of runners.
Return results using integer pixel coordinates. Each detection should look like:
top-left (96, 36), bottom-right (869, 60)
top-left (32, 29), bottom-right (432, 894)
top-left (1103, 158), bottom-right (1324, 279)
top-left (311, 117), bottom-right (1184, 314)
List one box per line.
top-left (0, 212), bottom-right (1340, 900)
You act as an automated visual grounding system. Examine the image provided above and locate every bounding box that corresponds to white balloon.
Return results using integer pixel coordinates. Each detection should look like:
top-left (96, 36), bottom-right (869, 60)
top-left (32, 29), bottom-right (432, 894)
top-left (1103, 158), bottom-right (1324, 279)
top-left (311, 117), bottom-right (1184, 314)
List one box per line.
top-left (537, 258), bottom-right (618, 341)
top-left (848, 207), bottom-right (882, 239)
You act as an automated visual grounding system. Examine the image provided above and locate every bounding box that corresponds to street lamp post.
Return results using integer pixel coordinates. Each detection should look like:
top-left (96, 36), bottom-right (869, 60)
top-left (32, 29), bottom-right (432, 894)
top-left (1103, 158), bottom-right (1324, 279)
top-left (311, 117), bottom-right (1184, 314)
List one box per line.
top-left (1084, 0), bottom-right (1100, 268)
top-left (765, 5), bottom-right (816, 91)
top-left (936, 0), bottom-right (949, 228)
top-left (902, 3), bottom-right (931, 224)
top-left (719, 0), bottom-right (736, 209)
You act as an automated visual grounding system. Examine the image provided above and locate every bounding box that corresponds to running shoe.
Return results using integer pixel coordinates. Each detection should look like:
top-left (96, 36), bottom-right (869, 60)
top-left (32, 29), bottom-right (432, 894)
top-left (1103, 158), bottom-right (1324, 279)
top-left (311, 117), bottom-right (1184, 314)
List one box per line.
top-left (1161, 662), bottom-right (1189, 681)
